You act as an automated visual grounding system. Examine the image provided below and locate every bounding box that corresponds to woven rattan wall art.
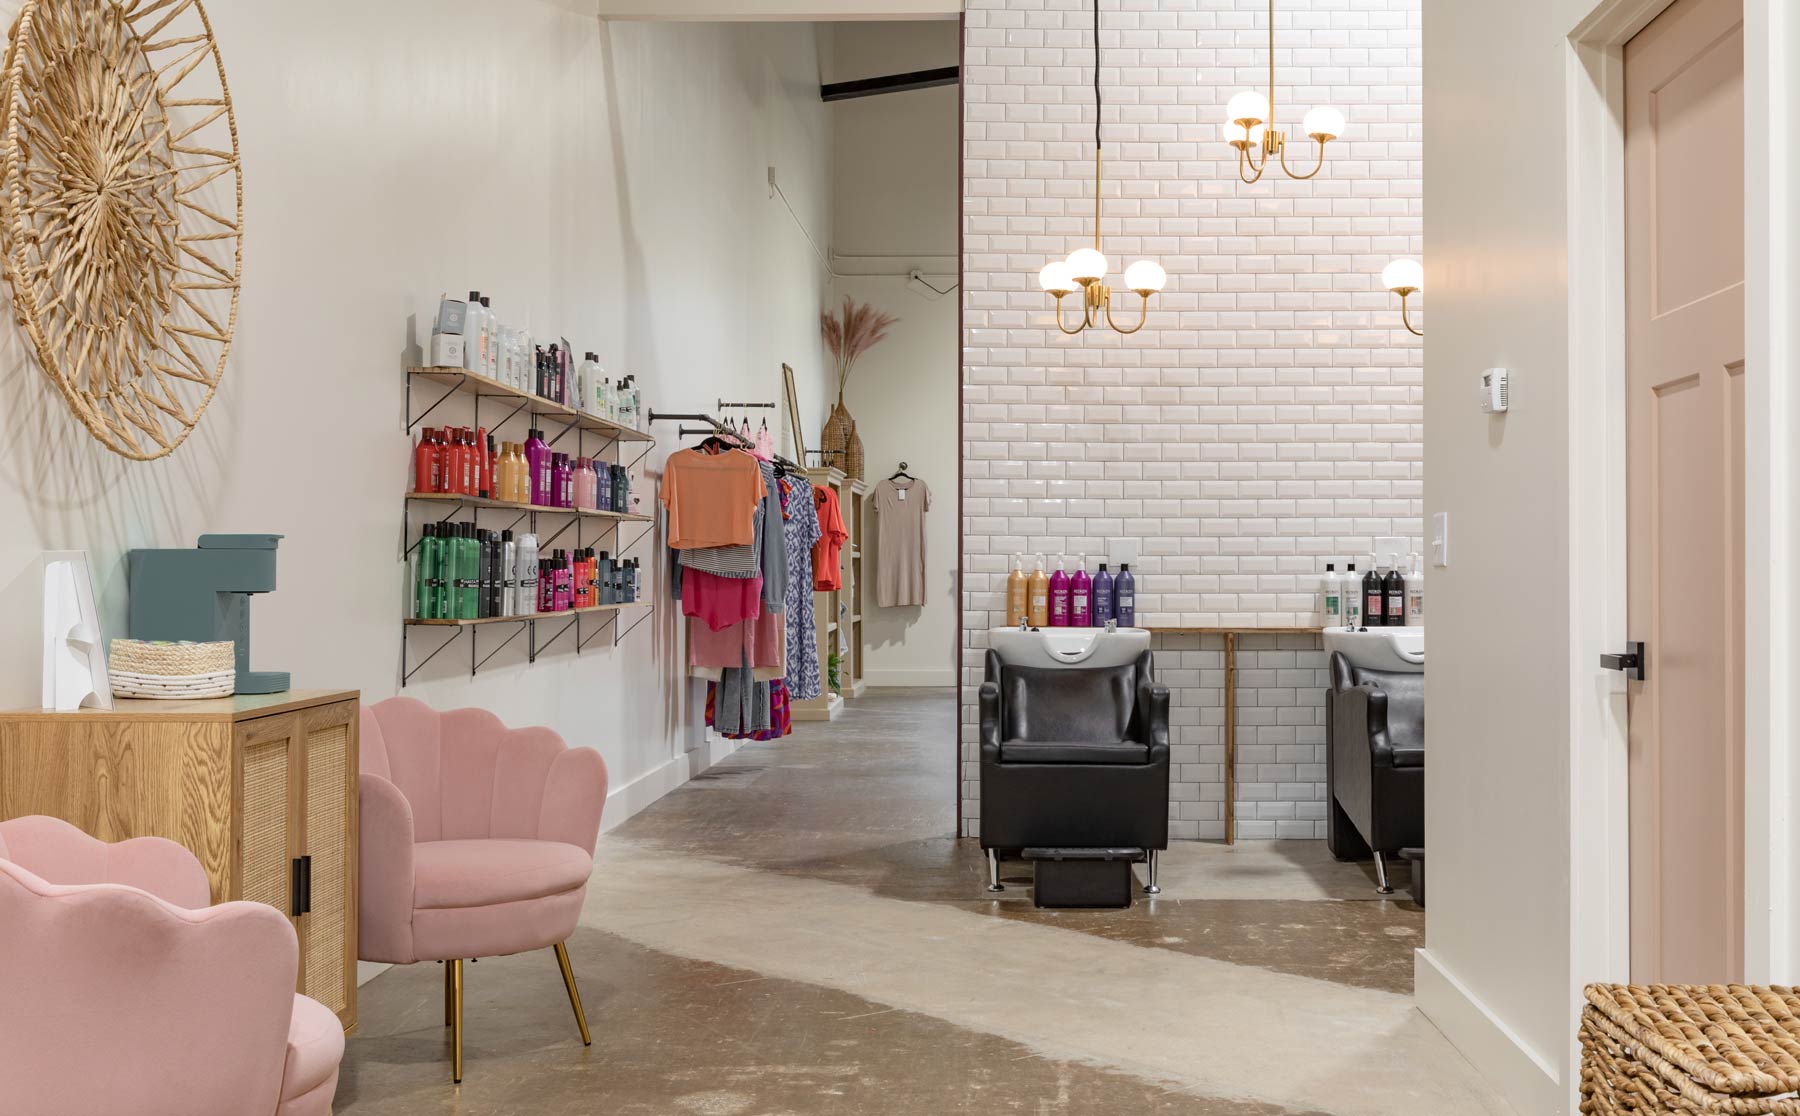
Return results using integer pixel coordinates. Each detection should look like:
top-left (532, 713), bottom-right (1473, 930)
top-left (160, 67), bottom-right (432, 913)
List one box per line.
top-left (0, 0), bottom-right (241, 460)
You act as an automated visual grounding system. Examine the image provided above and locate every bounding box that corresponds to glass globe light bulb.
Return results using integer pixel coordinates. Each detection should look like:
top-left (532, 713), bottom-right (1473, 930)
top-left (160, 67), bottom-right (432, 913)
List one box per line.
top-left (1226, 90), bottom-right (1269, 127)
top-left (1124, 260), bottom-right (1168, 294)
top-left (1038, 261), bottom-right (1078, 294)
top-left (1382, 258), bottom-right (1424, 294)
top-left (1303, 106), bottom-right (1345, 141)
top-left (1066, 247), bottom-right (1108, 283)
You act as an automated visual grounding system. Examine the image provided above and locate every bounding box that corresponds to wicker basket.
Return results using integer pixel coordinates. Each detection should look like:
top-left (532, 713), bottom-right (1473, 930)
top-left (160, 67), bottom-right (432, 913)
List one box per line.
top-left (1581, 984), bottom-right (1800, 1115)
top-left (821, 401), bottom-right (854, 474)
top-left (844, 418), bottom-right (864, 481)
top-left (108, 640), bottom-right (236, 699)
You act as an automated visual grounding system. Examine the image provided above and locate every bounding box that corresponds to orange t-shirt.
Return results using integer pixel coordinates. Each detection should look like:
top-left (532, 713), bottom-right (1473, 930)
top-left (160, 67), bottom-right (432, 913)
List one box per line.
top-left (813, 486), bottom-right (849, 590)
top-left (659, 449), bottom-right (766, 549)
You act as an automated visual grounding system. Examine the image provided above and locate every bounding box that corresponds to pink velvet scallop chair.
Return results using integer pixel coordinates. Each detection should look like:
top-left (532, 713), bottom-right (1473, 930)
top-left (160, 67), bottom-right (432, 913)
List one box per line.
top-left (358, 696), bottom-right (608, 1083)
top-left (0, 814), bottom-right (343, 1116)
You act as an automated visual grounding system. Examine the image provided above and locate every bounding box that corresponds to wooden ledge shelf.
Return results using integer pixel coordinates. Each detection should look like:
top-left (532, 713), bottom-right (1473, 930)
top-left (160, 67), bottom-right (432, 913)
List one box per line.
top-left (408, 366), bottom-right (655, 443)
top-left (407, 491), bottom-right (652, 523)
top-left (406, 602), bottom-right (651, 627)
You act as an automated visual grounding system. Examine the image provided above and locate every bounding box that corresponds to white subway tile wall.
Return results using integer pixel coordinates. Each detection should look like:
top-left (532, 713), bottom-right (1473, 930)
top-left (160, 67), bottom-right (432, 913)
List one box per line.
top-left (959, 0), bottom-right (1422, 838)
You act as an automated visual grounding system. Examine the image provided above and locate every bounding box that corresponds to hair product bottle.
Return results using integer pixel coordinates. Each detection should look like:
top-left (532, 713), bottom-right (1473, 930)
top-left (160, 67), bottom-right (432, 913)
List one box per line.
top-left (1115, 563), bottom-right (1136, 627)
top-left (1027, 554), bottom-right (1050, 627)
top-left (1383, 554), bottom-right (1405, 630)
top-left (1070, 556), bottom-right (1092, 627)
top-left (1344, 562), bottom-right (1362, 627)
top-left (414, 429), bottom-right (439, 493)
top-left (1362, 560), bottom-right (1384, 627)
top-left (516, 533), bottom-right (539, 614)
top-left (1005, 555), bottom-right (1027, 626)
top-left (1092, 563), bottom-right (1115, 626)
top-left (1323, 562), bottom-right (1342, 628)
top-left (461, 292), bottom-right (485, 374)
top-left (479, 297), bottom-right (496, 378)
top-left (525, 429), bottom-right (550, 506)
top-left (1048, 556), bottom-right (1070, 627)
top-left (1406, 552), bottom-right (1425, 627)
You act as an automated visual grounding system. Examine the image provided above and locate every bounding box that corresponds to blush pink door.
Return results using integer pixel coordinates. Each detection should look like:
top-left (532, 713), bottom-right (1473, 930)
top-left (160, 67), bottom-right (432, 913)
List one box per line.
top-left (1623, 0), bottom-right (1746, 983)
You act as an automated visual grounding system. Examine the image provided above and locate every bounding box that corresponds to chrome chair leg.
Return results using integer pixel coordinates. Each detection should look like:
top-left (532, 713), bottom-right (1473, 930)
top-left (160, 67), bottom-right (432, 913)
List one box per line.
top-left (1373, 851), bottom-right (1394, 895)
top-left (1144, 849), bottom-right (1161, 895)
top-left (986, 848), bottom-right (1005, 893)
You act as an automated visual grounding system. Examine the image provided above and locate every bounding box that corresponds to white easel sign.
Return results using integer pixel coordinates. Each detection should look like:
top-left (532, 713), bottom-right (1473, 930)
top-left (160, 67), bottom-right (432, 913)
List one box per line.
top-left (42, 550), bottom-right (113, 712)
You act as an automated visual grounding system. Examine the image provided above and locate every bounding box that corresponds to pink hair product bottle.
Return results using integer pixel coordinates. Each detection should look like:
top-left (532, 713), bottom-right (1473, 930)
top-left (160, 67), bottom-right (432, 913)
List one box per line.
top-left (1070, 556), bottom-right (1092, 627)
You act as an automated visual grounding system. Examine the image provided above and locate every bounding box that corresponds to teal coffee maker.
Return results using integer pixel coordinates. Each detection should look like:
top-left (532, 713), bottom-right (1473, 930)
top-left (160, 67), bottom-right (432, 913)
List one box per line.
top-left (128, 534), bottom-right (291, 694)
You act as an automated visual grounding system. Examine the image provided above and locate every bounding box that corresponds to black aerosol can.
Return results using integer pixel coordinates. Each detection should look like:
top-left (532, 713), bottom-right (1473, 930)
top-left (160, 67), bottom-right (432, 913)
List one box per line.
top-left (1363, 562), bottom-right (1386, 628)
top-left (1383, 555), bottom-right (1406, 629)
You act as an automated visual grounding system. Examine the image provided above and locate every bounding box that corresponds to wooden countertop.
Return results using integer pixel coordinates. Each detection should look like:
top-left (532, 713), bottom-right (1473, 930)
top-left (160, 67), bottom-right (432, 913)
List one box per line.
top-left (1, 689), bottom-right (360, 723)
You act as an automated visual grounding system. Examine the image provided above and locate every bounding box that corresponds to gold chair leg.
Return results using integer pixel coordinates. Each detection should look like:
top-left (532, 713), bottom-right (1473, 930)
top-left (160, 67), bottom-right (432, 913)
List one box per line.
top-left (450, 958), bottom-right (464, 1084)
top-left (553, 941), bottom-right (592, 1046)
top-left (444, 960), bottom-right (453, 1026)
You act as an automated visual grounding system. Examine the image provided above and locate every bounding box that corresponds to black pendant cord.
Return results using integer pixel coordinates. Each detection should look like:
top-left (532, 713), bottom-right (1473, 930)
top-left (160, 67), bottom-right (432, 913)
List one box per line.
top-left (1094, 0), bottom-right (1101, 153)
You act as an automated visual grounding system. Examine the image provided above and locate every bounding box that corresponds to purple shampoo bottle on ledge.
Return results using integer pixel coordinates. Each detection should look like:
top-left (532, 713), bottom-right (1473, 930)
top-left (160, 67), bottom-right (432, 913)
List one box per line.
top-left (1115, 564), bottom-right (1136, 627)
top-left (1092, 563), bottom-right (1115, 626)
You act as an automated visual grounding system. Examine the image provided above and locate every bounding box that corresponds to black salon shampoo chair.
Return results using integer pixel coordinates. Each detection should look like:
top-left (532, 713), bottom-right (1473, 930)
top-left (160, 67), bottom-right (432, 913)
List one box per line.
top-left (979, 645), bottom-right (1170, 897)
top-left (1327, 651), bottom-right (1424, 893)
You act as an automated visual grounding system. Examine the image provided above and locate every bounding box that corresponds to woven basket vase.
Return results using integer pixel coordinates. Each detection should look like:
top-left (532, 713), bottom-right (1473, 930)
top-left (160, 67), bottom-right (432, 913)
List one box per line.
top-left (1581, 983), bottom-right (1800, 1115)
top-left (820, 400), bottom-right (855, 475)
top-left (844, 418), bottom-right (865, 481)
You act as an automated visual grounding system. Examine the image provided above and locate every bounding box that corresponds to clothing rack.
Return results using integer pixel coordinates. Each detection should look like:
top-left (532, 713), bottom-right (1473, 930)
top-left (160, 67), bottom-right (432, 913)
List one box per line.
top-left (717, 399), bottom-right (776, 411)
top-left (648, 409), bottom-right (802, 475)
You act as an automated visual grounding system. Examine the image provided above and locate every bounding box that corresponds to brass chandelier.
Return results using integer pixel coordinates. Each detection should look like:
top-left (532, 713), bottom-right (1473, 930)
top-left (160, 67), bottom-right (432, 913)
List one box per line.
top-left (1225, 0), bottom-right (1345, 183)
top-left (1036, 0), bottom-right (1166, 336)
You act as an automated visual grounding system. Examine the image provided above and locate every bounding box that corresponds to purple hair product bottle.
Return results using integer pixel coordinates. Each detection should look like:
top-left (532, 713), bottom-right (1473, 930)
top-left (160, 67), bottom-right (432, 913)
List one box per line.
top-left (1048, 556), bottom-right (1071, 627)
top-left (1070, 556), bottom-right (1092, 627)
top-left (1115, 563), bottom-right (1136, 627)
top-left (1092, 563), bottom-right (1115, 626)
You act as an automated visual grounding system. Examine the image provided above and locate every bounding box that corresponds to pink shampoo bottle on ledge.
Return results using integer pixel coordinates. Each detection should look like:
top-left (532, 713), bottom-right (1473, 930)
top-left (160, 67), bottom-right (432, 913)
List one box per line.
top-left (1048, 556), bottom-right (1070, 627)
top-left (1070, 556), bottom-right (1092, 627)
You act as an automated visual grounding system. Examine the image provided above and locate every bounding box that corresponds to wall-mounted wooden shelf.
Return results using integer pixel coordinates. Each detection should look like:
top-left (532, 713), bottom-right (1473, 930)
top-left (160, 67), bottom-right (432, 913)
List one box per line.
top-left (408, 366), bottom-right (654, 443)
top-left (406, 602), bottom-right (651, 628)
top-left (408, 491), bottom-right (652, 524)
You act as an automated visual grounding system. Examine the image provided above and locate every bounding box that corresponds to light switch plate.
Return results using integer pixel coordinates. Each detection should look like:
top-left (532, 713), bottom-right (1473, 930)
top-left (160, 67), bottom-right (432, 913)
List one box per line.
top-left (1431, 512), bottom-right (1449, 567)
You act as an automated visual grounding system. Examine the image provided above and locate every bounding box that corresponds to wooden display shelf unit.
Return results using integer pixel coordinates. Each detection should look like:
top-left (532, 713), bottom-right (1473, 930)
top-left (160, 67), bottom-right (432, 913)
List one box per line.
top-left (795, 470), bottom-right (867, 721)
top-left (407, 366), bottom-right (653, 443)
top-left (0, 691), bottom-right (361, 1033)
top-left (408, 491), bottom-right (652, 524)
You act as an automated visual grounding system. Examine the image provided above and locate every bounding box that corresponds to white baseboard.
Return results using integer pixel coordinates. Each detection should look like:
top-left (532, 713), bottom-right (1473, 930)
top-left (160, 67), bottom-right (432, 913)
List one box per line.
top-left (862, 668), bottom-right (955, 687)
top-left (1414, 947), bottom-right (1564, 1116)
top-left (600, 732), bottom-right (744, 834)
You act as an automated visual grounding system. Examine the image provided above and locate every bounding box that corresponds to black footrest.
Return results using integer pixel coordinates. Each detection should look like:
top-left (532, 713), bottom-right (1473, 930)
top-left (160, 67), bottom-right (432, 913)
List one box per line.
top-left (1022, 847), bottom-right (1139, 908)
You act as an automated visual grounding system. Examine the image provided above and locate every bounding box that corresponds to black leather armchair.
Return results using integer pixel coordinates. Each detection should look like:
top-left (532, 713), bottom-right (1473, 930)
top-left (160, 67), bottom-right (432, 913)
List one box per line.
top-left (979, 648), bottom-right (1170, 894)
top-left (1326, 651), bottom-right (1424, 893)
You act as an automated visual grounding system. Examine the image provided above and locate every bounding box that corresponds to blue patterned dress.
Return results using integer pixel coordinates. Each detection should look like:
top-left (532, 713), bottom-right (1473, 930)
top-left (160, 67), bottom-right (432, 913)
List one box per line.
top-left (784, 478), bottom-right (823, 700)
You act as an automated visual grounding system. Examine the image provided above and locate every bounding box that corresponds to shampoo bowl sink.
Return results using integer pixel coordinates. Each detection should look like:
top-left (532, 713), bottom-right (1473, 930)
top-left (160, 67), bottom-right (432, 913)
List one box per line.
top-left (1323, 626), bottom-right (1424, 674)
top-left (987, 626), bottom-right (1152, 671)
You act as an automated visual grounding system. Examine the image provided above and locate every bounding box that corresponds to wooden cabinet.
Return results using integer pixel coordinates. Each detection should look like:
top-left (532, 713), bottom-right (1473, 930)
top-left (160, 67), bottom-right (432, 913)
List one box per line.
top-left (0, 690), bottom-right (360, 1033)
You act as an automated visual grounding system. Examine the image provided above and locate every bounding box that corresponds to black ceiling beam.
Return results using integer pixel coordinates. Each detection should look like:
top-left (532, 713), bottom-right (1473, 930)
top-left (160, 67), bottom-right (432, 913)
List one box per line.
top-left (821, 66), bottom-right (960, 103)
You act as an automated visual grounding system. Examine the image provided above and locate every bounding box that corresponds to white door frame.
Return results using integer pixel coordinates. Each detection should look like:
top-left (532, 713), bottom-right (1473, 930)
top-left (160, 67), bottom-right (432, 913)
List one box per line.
top-left (1564, 0), bottom-right (1794, 1105)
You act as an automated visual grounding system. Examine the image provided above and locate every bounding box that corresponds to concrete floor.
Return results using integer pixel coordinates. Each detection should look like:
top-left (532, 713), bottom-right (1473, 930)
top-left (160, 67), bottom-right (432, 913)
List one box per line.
top-left (336, 688), bottom-right (1508, 1116)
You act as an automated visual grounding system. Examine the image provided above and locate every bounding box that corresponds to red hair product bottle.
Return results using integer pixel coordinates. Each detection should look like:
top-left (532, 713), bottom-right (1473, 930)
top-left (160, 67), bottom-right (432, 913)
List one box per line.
top-left (414, 428), bottom-right (440, 493)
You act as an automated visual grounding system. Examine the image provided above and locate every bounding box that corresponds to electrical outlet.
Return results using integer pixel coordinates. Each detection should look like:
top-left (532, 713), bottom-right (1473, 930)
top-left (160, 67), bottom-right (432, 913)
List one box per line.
top-left (1431, 512), bottom-right (1449, 568)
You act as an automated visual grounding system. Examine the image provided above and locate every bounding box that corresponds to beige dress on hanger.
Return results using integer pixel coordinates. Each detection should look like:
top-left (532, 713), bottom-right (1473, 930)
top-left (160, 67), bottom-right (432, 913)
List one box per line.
top-left (872, 477), bottom-right (930, 608)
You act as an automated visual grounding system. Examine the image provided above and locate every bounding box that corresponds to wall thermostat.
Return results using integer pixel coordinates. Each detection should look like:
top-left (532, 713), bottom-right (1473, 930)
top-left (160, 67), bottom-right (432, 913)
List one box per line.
top-left (1481, 368), bottom-right (1510, 413)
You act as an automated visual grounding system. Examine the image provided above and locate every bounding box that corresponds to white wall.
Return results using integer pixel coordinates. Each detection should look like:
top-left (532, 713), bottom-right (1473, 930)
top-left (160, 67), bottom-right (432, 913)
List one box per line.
top-left (826, 20), bottom-right (960, 687)
top-left (0, 2), bottom-right (832, 829)
top-left (958, 0), bottom-right (1422, 837)
top-left (1419, 2), bottom-right (1798, 1115)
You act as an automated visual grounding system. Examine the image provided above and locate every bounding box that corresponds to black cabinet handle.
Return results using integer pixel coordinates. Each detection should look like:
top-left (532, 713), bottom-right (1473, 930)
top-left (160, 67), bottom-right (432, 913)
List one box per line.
top-left (1600, 641), bottom-right (1646, 682)
top-left (290, 855), bottom-right (313, 916)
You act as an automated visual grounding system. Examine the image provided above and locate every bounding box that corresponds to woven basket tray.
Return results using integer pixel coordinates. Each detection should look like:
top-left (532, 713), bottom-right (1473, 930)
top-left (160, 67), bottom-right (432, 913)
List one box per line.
top-left (1581, 984), bottom-right (1800, 1115)
top-left (109, 639), bottom-right (235, 677)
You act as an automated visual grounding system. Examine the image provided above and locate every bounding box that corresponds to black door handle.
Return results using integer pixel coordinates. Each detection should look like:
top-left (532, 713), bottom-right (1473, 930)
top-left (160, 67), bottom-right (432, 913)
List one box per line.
top-left (290, 855), bottom-right (312, 916)
top-left (1600, 641), bottom-right (1646, 682)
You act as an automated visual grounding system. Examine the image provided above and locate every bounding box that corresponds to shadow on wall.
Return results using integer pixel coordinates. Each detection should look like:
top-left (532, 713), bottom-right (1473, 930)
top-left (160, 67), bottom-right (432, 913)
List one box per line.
top-left (0, 309), bottom-right (234, 641)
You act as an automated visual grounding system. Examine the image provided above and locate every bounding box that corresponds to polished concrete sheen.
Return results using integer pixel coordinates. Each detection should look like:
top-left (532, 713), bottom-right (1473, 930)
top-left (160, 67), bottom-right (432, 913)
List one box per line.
top-left (336, 689), bottom-right (1508, 1115)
